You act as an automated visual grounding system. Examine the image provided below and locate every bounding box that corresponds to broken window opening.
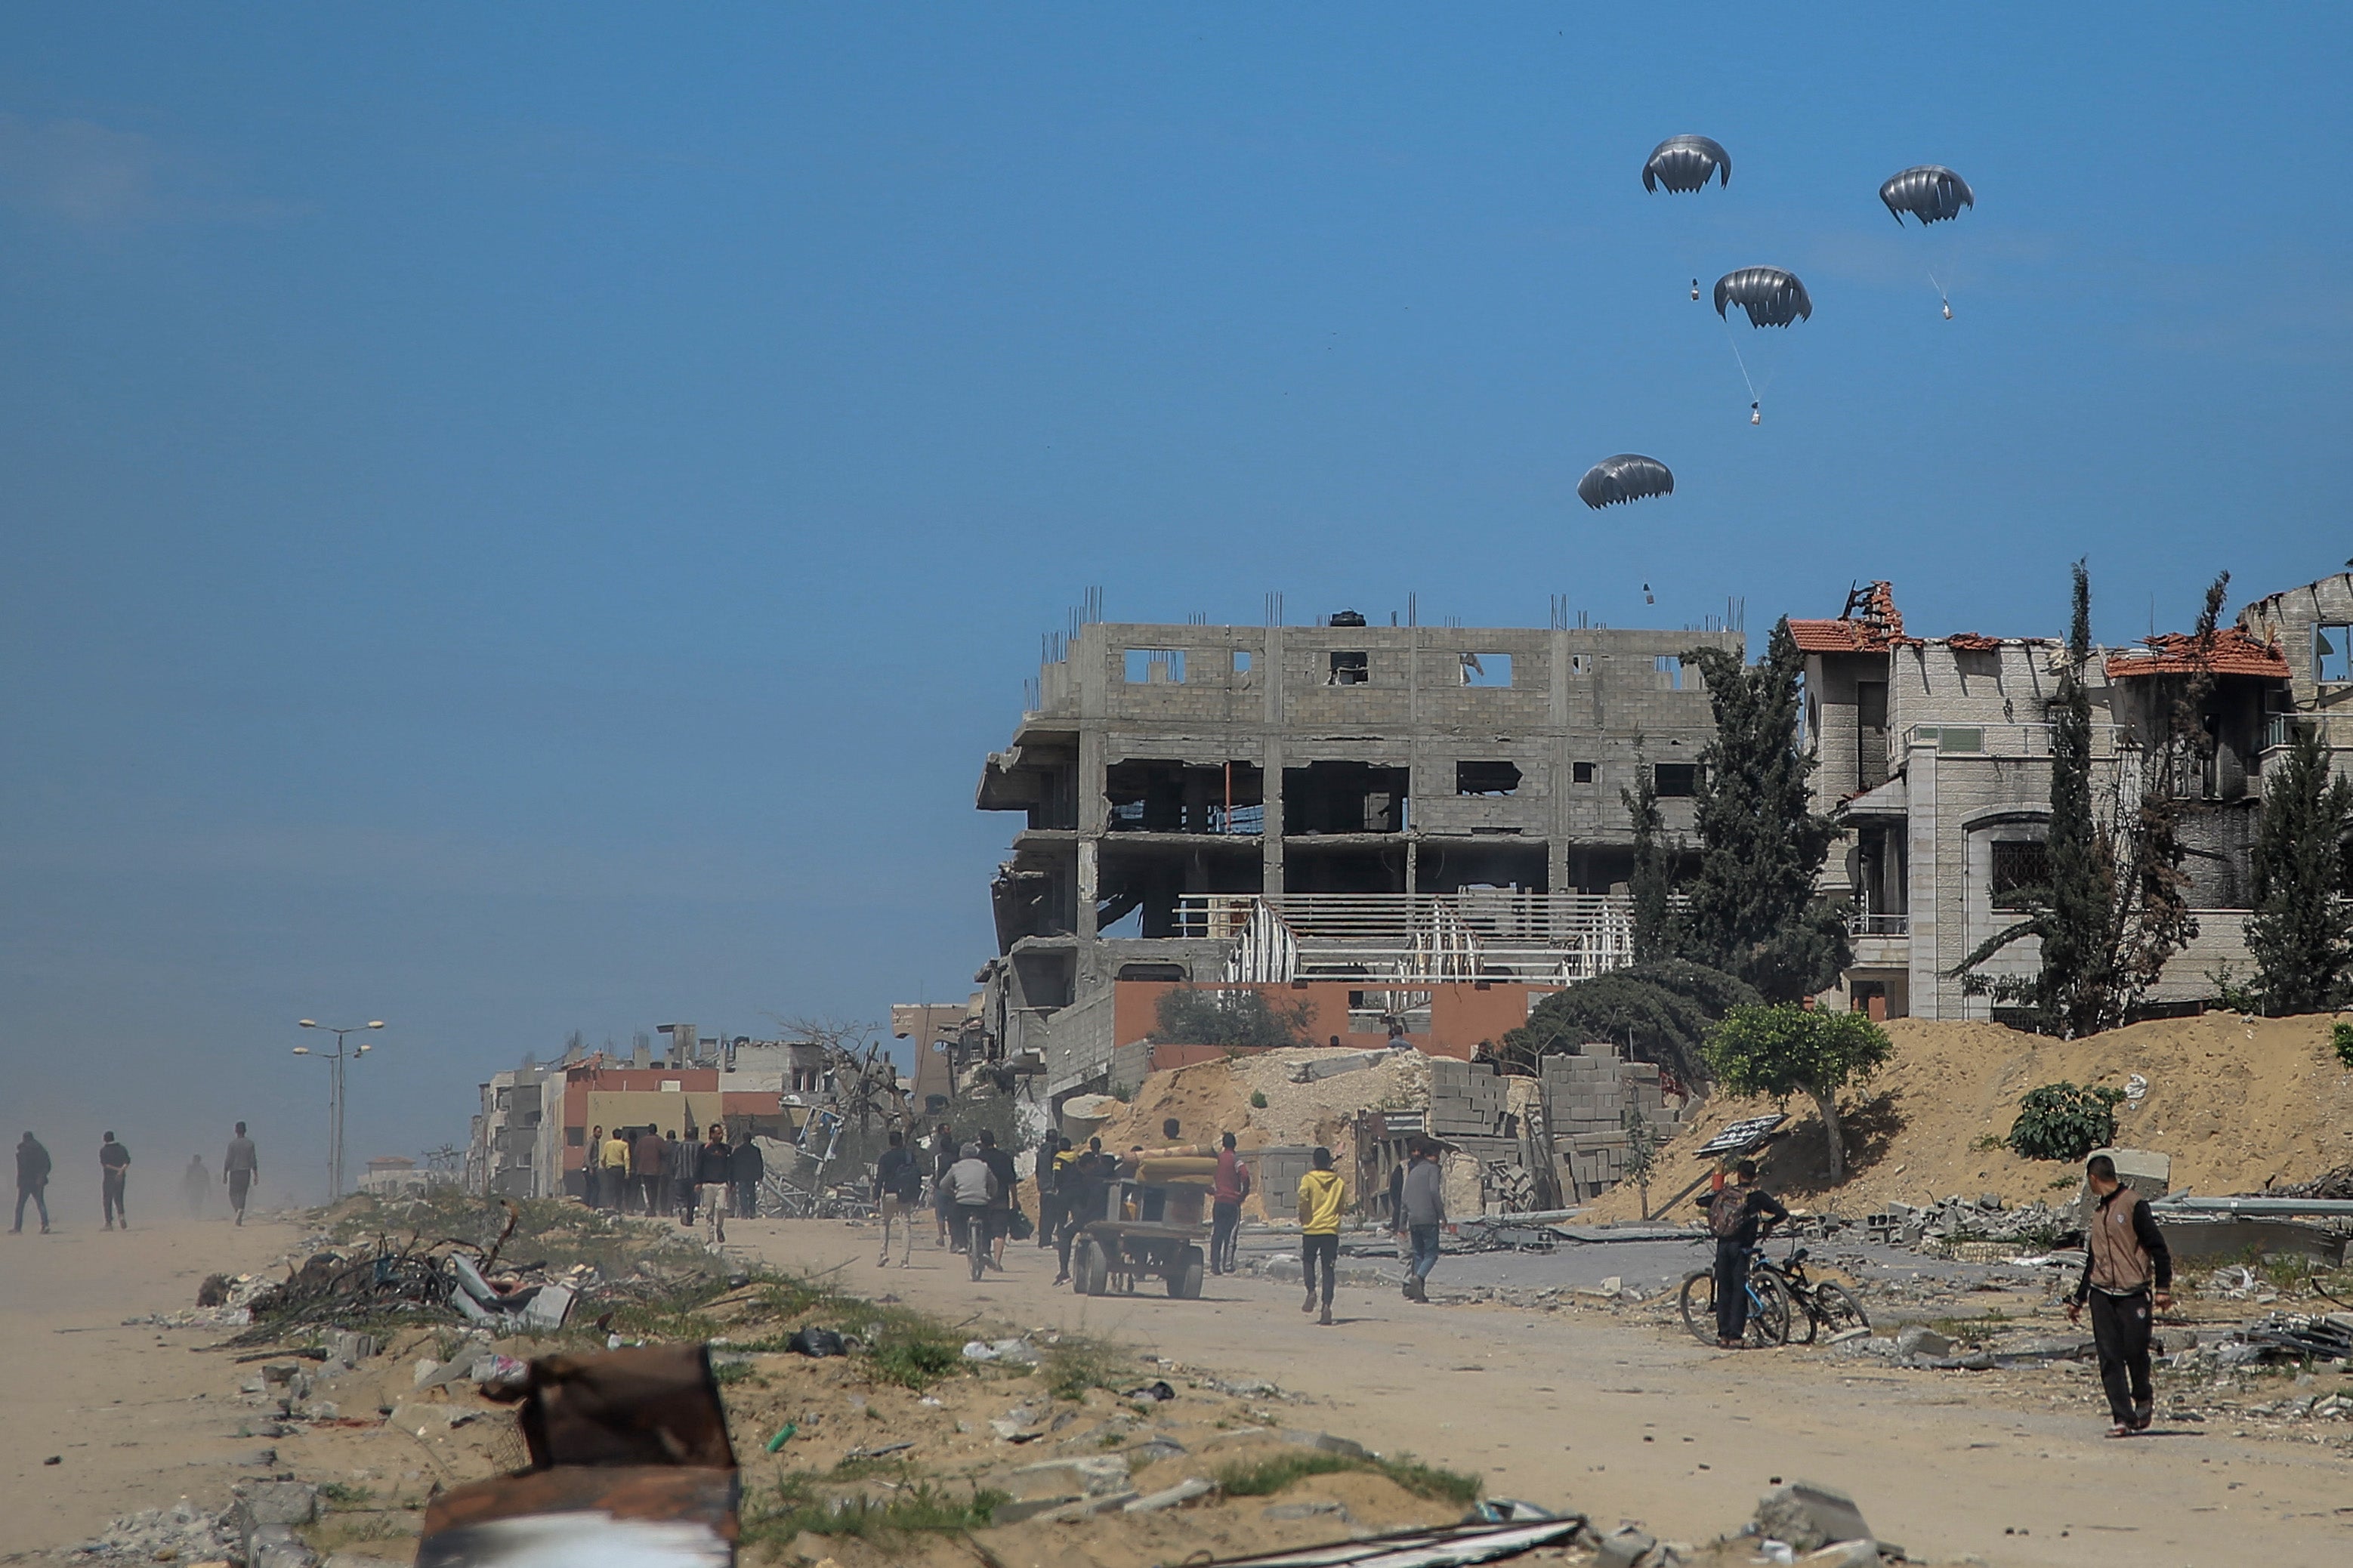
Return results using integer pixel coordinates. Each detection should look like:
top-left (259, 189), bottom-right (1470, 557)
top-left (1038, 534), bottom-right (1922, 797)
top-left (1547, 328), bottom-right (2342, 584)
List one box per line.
top-left (1105, 759), bottom-right (1265, 835)
top-left (1990, 840), bottom-right (2050, 911)
top-left (1329, 650), bottom-right (1370, 685)
top-left (1571, 761), bottom-right (1596, 784)
top-left (1455, 761), bottom-right (1522, 796)
top-left (1282, 843), bottom-right (1409, 894)
top-left (1233, 650), bottom-right (1252, 674)
top-left (2316, 625), bottom-right (2353, 685)
top-left (1458, 652), bottom-right (1512, 687)
top-left (1570, 654), bottom-right (1591, 675)
top-left (1123, 648), bottom-right (1188, 684)
top-left (1654, 655), bottom-right (1684, 691)
top-left (1652, 762), bottom-right (1700, 798)
top-left (1348, 989), bottom-right (1432, 1036)
top-left (1117, 962), bottom-right (1188, 983)
top-left (1282, 761), bottom-right (1410, 835)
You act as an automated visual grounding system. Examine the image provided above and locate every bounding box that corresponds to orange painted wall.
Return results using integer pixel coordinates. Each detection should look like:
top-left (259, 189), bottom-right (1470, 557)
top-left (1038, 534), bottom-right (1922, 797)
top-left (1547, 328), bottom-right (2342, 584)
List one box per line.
top-left (1113, 980), bottom-right (1555, 1062)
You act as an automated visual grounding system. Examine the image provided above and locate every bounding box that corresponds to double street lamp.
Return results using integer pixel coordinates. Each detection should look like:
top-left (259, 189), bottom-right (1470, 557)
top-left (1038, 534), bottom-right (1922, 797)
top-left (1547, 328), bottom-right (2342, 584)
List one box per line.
top-left (294, 1018), bottom-right (384, 1200)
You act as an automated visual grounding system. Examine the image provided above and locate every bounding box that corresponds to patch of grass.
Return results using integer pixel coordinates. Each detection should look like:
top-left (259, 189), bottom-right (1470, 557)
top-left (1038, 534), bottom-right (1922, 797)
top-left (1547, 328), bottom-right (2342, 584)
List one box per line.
top-left (712, 1359), bottom-right (755, 1386)
top-left (1212, 1450), bottom-right (1482, 1506)
top-left (742, 1472), bottom-right (1005, 1542)
top-left (2046, 1174), bottom-right (2079, 1191)
top-left (1969, 1134), bottom-right (2006, 1153)
top-left (866, 1320), bottom-right (965, 1391)
top-left (1042, 1336), bottom-right (1128, 1401)
top-left (315, 1481), bottom-right (373, 1508)
top-left (1250, 1091), bottom-right (1269, 1109)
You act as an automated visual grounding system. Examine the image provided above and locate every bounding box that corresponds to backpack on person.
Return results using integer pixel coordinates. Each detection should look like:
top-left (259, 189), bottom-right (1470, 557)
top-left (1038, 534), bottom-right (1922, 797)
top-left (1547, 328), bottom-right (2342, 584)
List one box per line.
top-left (1707, 1185), bottom-right (1750, 1239)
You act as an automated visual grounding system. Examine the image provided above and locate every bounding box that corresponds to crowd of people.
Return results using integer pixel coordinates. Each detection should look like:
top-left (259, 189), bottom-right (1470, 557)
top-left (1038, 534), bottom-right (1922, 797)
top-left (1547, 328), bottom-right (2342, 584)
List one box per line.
top-left (12, 1122), bottom-right (262, 1233)
top-left (576, 1121), bottom-right (761, 1244)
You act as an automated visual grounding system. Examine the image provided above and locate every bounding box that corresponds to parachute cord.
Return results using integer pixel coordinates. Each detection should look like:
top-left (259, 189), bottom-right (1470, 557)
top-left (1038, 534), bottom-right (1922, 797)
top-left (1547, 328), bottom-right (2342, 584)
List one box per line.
top-left (1927, 267), bottom-right (1949, 307)
top-left (1718, 310), bottom-right (1760, 412)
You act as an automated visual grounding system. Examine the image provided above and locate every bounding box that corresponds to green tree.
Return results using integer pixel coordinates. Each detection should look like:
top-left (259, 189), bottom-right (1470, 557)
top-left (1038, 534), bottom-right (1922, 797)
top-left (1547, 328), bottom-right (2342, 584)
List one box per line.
top-left (2245, 724), bottom-right (2353, 1014)
top-left (1681, 620), bottom-right (1850, 1002)
top-left (1701, 1004), bottom-right (1894, 1184)
top-left (1153, 986), bottom-right (1313, 1048)
top-left (1502, 960), bottom-right (1759, 1088)
top-left (1954, 562), bottom-right (2203, 1035)
top-left (1622, 761), bottom-right (1679, 963)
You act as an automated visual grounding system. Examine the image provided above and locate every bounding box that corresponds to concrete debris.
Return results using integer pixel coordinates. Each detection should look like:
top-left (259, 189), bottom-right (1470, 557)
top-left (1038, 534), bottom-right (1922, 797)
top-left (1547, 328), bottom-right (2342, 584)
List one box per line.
top-left (1891, 1326), bottom-right (1951, 1360)
top-left (1593, 1526), bottom-right (1656, 1568)
top-left (1753, 1480), bottom-right (1874, 1555)
top-left (1125, 1477), bottom-right (1218, 1513)
top-left (962, 1336), bottom-right (1040, 1365)
top-left (1262, 1500), bottom-right (1351, 1523)
top-left (67, 1498), bottom-right (241, 1563)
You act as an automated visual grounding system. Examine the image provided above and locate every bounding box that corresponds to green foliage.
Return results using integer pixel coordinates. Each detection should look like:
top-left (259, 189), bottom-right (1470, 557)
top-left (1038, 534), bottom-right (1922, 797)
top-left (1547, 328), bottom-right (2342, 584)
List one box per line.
top-left (1622, 763), bottom-right (1680, 963)
top-left (2335, 1020), bottom-right (2353, 1070)
top-left (863, 1321), bottom-right (965, 1390)
top-left (1681, 620), bottom-right (1851, 1001)
top-left (1502, 960), bottom-right (1759, 1087)
top-left (1212, 1450), bottom-right (1481, 1505)
top-left (1041, 1336), bottom-right (1129, 1402)
top-left (2207, 961), bottom-right (2265, 1016)
top-left (1249, 1089), bottom-right (1269, 1109)
top-left (2006, 1081), bottom-right (2126, 1162)
top-left (1154, 986), bottom-right (1314, 1048)
top-left (1701, 1004), bottom-right (1894, 1181)
top-left (315, 1482), bottom-right (374, 1509)
top-left (2246, 724), bottom-right (2353, 1014)
top-left (743, 1473), bottom-right (1005, 1541)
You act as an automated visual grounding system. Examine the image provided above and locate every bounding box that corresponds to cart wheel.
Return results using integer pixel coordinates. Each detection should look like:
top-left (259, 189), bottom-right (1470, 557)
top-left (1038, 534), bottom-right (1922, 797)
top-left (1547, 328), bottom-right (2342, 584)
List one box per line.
top-left (1169, 1247), bottom-right (1206, 1300)
top-left (1076, 1239), bottom-right (1110, 1297)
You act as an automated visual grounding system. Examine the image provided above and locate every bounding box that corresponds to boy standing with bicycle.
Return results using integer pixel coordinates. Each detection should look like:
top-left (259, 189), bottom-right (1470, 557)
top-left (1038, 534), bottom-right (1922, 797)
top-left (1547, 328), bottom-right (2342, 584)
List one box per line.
top-left (1707, 1160), bottom-right (1787, 1348)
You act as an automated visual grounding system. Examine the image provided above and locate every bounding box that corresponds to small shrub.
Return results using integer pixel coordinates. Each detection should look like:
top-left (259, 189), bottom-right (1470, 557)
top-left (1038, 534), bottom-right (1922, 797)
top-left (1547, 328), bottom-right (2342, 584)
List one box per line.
top-left (866, 1328), bottom-right (964, 1391)
top-left (1042, 1336), bottom-right (1126, 1401)
top-left (2333, 1020), bottom-right (2353, 1070)
top-left (2007, 1081), bottom-right (2126, 1162)
top-left (743, 1474), bottom-right (1004, 1541)
top-left (1969, 1134), bottom-right (2004, 1153)
top-left (1212, 1450), bottom-right (1481, 1505)
top-left (1250, 1090), bottom-right (1269, 1109)
top-left (315, 1482), bottom-right (373, 1509)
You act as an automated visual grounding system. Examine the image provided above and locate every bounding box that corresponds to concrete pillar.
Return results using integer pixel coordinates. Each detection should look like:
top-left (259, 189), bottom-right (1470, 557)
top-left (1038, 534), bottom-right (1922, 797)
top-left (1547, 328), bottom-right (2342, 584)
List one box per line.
top-left (1906, 739), bottom-right (1940, 1019)
top-left (1263, 624), bottom-right (1286, 894)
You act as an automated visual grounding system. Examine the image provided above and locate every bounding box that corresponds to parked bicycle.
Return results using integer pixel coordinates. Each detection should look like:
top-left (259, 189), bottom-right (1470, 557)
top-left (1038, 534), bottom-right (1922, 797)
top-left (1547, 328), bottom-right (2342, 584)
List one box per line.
top-left (1678, 1241), bottom-right (1869, 1347)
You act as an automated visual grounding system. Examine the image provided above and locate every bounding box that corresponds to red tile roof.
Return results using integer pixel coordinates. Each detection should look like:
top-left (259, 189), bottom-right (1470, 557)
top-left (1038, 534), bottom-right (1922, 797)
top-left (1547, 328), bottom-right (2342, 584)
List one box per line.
top-left (2104, 627), bottom-right (2290, 681)
top-left (1788, 581), bottom-right (1910, 653)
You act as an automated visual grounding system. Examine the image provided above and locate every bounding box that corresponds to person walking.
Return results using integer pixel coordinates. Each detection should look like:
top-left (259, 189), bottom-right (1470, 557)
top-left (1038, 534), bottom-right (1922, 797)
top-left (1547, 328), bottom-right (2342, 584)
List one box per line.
top-left (874, 1129), bottom-right (922, 1266)
top-left (730, 1134), bottom-right (764, 1221)
top-left (931, 1124), bottom-right (959, 1252)
top-left (99, 1132), bottom-right (131, 1230)
top-left (182, 1156), bottom-right (210, 1219)
top-left (1033, 1129), bottom-right (1062, 1249)
top-left (1053, 1144), bottom-right (1103, 1285)
top-left (1706, 1160), bottom-right (1788, 1348)
top-left (696, 1126), bottom-right (733, 1245)
top-left (13, 1132), bottom-right (52, 1233)
top-left (977, 1129), bottom-right (1017, 1271)
top-left (224, 1123), bottom-right (259, 1225)
top-left (1210, 1132), bottom-right (1252, 1275)
top-left (634, 1125), bottom-right (668, 1217)
top-left (668, 1125), bottom-right (698, 1226)
top-left (1295, 1146), bottom-right (1346, 1326)
top-left (2067, 1153), bottom-right (2175, 1437)
top-left (601, 1126), bottom-right (633, 1212)
top-left (1400, 1138), bottom-right (1446, 1302)
top-left (944, 1141), bottom-right (999, 1282)
top-left (584, 1125), bottom-right (606, 1209)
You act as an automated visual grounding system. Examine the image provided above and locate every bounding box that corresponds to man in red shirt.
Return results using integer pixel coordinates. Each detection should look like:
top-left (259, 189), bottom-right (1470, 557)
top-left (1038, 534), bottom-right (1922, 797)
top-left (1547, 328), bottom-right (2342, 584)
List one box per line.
top-left (1210, 1131), bottom-right (1251, 1275)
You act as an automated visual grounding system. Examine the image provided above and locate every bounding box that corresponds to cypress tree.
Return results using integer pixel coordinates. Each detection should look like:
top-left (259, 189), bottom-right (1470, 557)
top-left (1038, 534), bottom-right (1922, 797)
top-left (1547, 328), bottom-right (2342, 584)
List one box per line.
top-left (2246, 725), bottom-right (2353, 1014)
top-left (1681, 619), bottom-right (1849, 1002)
top-left (1621, 763), bottom-right (1678, 963)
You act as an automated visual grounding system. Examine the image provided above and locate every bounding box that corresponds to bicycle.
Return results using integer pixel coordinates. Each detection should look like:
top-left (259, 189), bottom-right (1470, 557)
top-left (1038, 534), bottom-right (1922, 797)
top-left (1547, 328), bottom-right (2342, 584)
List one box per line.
top-left (1766, 1244), bottom-right (1870, 1344)
top-left (1678, 1246), bottom-right (1792, 1347)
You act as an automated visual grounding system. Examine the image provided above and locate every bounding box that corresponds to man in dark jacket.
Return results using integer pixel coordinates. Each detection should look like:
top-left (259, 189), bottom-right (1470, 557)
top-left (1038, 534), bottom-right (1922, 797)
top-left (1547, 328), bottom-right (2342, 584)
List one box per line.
top-left (874, 1129), bottom-right (922, 1266)
top-left (977, 1129), bottom-right (1017, 1271)
top-left (730, 1137), bottom-right (764, 1221)
top-left (931, 1125), bottom-right (959, 1252)
top-left (2067, 1153), bottom-right (2175, 1436)
top-left (667, 1127), bottom-right (696, 1225)
top-left (696, 1126), bottom-right (733, 1245)
top-left (14, 1132), bottom-right (51, 1233)
top-left (1706, 1160), bottom-right (1788, 1347)
top-left (100, 1132), bottom-right (131, 1230)
top-left (1053, 1147), bottom-right (1104, 1286)
top-left (1034, 1130), bottom-right (1062, 1249)
top-left (635, 1126), bottom-right (669, 1217)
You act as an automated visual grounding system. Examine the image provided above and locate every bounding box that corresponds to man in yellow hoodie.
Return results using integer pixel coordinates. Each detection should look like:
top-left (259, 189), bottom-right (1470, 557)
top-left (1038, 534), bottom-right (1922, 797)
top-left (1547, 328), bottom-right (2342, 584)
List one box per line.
top-left (1295, 1146), bottom-right (1347, 1327)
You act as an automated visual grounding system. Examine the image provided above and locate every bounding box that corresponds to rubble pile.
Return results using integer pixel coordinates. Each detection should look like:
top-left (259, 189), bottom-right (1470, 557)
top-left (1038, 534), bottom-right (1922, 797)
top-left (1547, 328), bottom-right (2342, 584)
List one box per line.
top-left (1864, 1195), bottom-right (2068, 1252)
top-left (62, 1498), bottom-right (239, 1564)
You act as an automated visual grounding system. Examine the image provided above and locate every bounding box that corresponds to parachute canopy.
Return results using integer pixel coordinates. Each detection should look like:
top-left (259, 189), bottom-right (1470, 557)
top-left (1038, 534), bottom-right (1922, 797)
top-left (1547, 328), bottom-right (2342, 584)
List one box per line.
top-left (1642, 135), bottom-right (1731, 193)
top-left (1713, 267), bottom-right (1812, 328)
top-left (1577, 454), bottom-right (1675, 510)
top-left (1879, 165), bottom-right (1974, 225)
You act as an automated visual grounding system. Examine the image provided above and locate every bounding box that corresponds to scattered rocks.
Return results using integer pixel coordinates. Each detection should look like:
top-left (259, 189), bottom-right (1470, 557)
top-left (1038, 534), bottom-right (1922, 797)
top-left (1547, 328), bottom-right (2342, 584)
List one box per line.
top-left (1754, 1480), bottom-right (1874, 1555)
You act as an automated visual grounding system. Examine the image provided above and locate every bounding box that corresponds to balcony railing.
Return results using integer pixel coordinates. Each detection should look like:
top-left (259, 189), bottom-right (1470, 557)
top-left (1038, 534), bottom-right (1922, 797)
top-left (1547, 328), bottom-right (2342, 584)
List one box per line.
top-left (1173, 892), bottom-right (1645, 986)
top-left (1901, 722), bottom-right (2132, 758)
top-left (1848, 913), bottom-right (1910, 937)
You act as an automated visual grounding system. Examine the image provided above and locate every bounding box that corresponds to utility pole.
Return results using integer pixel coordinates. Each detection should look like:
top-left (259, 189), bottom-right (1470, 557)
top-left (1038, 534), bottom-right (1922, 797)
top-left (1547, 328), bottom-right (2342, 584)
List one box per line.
top-left (295, 1019), bottom-right (384, 1200)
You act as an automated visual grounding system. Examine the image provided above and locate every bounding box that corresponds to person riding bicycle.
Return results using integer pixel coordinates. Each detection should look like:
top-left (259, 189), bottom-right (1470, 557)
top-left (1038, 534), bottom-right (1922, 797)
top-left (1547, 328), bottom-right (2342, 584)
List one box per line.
top-left (1705, 1160), bottom-right (1788, 1348)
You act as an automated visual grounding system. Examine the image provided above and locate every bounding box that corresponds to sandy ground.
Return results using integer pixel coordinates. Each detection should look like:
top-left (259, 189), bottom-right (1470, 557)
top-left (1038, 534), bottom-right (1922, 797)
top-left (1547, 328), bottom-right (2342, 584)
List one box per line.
top-left (0, 1208), bottom-right (299, 1557)
top-left (1582, 1013), bottom-right (2353, 1223)
top-left (729, 1215), bottom-right (2353, 1568)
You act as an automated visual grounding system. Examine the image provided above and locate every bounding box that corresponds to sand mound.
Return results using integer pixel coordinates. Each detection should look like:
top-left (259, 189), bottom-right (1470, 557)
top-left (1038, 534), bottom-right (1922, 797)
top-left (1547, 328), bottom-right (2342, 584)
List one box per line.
top-left (1579, 1012), bottom-right (2353, 1221)
top-left (1091, 1049), bottom-right (1432, 1156)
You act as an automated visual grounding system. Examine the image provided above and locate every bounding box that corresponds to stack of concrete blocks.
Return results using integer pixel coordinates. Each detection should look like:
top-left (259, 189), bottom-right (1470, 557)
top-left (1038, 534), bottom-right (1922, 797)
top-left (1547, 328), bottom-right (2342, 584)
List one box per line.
top-left (1541, 1047), bottom-right (1682, 1202)
top-left (1427, 1058), bottom-right (1530, 1212)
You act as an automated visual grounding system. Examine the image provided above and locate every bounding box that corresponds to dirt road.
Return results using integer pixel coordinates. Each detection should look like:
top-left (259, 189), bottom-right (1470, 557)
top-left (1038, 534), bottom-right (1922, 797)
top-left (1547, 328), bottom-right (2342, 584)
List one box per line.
top-left (732, 1217), bottom-right (2352, 1567)
top-left (0, 1211), bottom-right (297, 1556)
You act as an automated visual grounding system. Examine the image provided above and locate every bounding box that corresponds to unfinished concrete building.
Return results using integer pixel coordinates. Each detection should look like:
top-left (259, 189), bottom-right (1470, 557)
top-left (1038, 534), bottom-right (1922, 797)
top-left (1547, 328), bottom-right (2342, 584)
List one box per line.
top-left (977, 609), bottom-right (1743, 1096)
top-left (1796, 582), bottom-right (2287, 1020)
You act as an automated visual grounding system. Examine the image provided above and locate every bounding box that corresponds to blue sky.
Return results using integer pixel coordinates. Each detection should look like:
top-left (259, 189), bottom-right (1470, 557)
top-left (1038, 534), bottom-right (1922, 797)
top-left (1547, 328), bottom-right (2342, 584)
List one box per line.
top-left (4, 6), bottom-right (2347, 1199)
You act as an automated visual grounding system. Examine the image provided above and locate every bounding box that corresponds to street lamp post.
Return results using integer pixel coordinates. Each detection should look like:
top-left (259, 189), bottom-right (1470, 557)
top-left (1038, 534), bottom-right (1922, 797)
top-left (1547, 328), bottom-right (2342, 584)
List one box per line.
top-left (295, 1019), bottom-right (384, 1200)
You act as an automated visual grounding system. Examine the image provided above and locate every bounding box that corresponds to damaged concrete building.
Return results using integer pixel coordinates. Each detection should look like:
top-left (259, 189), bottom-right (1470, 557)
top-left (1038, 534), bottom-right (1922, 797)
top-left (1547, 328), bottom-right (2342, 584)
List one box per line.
top-left (976, 608), bottom-right (1743, 1098)
top-left (1796, 580), bottom-right (2293, 1020)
